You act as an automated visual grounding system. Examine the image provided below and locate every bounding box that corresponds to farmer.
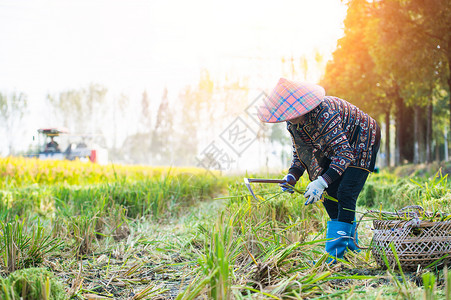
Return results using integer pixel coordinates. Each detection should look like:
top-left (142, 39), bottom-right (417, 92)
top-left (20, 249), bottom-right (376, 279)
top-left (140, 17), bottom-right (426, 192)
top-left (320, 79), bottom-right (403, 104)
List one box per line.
top-left (45, 136), bottom-right (60, 152)
top-left (257, 78), bottom-right (380, 263)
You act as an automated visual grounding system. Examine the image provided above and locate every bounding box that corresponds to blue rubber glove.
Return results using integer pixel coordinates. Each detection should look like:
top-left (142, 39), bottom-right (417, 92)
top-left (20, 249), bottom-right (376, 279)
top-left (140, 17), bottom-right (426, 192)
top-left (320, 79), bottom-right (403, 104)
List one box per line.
top-left (279, 174), bottom-right (297, 193)
top-left (304, 176), bottom-right (328, 205)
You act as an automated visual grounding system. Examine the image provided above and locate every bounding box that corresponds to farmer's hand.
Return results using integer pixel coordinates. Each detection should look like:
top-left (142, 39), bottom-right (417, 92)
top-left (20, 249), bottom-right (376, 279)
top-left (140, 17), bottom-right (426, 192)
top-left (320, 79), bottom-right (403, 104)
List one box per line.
top-left (304, 176), bottom-right (328, 205)
top-left (279, 174), bottom-right (297, 193)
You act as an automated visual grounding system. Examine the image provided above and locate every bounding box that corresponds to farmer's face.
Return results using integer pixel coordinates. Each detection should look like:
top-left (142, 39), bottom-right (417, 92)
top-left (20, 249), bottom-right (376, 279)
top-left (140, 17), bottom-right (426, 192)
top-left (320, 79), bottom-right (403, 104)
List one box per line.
top-left (289, 115), bottom-right (304, 124)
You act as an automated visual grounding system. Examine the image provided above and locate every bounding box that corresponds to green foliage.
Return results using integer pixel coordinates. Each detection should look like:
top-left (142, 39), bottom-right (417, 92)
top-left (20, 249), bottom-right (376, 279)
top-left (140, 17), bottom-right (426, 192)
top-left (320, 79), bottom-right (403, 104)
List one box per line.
top-left (66, 214), bottom-right (98, 257)
top-left (184, 179), bottom-right (341, 298)
top-left (422, 271), bottom-right (436, 300)
top-left (446, 267), bottom-right (451, 299)
top-left (0, 169), bottom-right (226, 221)
top-left (0, 218), bottom-right (61, 273)
top-left (0, 267), bottom-right (66, 300)
top-left (196, 212), bottom-right (242, 299)
top-left (357, 170), bottom-right (451, 211)
top-left (322, 0), bottom-right (451, 165)
top-left (321, 0), bottom-right (386, 117)
top-left (357, 181), bottom-right (377, 208)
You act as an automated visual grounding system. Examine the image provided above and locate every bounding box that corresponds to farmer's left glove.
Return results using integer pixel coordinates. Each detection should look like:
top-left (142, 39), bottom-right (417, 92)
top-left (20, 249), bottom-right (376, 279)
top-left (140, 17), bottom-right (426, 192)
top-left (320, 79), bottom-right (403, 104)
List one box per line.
top-left (304, 176), bottom-right (328, 205)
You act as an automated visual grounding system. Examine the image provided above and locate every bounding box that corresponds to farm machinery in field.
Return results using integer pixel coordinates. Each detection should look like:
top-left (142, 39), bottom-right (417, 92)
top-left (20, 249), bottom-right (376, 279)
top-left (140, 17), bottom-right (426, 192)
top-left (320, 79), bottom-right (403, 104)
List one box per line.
top-left (28, 128), bottom-right (108, 164)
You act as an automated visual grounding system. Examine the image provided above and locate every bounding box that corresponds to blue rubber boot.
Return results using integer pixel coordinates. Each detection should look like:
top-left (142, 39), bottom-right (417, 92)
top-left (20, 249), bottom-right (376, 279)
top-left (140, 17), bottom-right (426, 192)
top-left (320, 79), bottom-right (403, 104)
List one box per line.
top-left (325, 220), bottom-right (352, 264)
top-left (347, 221), bottom-right (360, 252)
top-left (332, 218), bottom-right (360, 252)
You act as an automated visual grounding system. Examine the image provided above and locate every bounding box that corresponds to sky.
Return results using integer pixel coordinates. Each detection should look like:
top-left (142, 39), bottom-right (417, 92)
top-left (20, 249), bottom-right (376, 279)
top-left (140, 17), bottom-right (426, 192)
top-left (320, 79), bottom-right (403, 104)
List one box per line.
top-left (0, 0), bottom-right (347, 162)
top-left (0, 0), bottom-right (347, 95)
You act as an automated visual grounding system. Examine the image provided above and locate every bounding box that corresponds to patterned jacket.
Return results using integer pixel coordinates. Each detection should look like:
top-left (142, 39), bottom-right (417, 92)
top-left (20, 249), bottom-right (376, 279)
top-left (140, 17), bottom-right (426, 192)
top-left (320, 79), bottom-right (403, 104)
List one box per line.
top-left (288, 96), bottom-right (380, 184)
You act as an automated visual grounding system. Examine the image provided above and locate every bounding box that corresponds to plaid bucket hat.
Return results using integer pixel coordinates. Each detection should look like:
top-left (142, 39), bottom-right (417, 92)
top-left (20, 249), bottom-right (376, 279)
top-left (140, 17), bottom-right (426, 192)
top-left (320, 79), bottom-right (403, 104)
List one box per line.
top-left (257, 78), bottom-right (325, 123)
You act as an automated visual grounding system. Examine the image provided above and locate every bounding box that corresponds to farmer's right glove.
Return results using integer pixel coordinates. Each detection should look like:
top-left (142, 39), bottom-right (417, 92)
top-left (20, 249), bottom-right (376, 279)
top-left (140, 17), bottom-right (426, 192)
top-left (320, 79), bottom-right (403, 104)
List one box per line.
top-left (304, 176), bottom-right (328, 205)
top-left (279, 174), bottom-right (297, 193)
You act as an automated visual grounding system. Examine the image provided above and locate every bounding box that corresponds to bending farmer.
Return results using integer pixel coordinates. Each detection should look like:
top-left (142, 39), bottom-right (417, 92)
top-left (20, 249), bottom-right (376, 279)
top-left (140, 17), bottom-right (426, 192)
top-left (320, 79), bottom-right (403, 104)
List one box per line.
top-left (257, 78), bottom-right (380, 263)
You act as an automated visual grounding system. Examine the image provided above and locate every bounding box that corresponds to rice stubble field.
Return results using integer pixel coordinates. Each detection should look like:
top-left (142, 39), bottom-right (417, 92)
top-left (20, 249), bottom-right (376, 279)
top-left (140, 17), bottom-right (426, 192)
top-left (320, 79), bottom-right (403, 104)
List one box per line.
top-left (0, 157), bottom-right (451, 299)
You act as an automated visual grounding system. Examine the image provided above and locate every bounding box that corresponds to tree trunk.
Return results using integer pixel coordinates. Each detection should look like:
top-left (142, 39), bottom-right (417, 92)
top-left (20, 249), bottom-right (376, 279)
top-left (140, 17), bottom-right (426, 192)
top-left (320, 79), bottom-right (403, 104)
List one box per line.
top-left (419, 106), bottom-right (427, 163)
top-left (385, 108), bottom-right (390, 167)
top-left (403, 105), bottom-right (415, 163)
top-left (435, 135), bottom-right (440, 162)
top-left (394, 88), bottom-right (414, 166)
top-left (395, 92), bottom-right (402, 166)
top-left (448, 72), bottom-right (451, 161)
top-left (448, 38), bottom-right (451, 154)
top-left (426, 98), bottom-right (433, 163)
top-left (445, 127), bottom-right (449, 161)
top-left (413, 105), bottom-right (420, 164)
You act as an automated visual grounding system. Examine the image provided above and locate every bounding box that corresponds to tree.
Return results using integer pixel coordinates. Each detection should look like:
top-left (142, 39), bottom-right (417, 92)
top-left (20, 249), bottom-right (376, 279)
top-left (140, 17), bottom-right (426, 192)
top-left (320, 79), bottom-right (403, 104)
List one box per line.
top-left (0, 92), bottom-right (28, 155)
top-left (403, 0), bottom-right (451, 142)
top-left (108, 93), bottom-right (132, 162)
top-left (322, 0), bottom-right (451, 166)
top-left (370, 0), bottom-right (449, 163)
top-left (151, 88), bottom-right (174, 164)
top-left (140, 90), bottom-right (151, 133)
top-left (321, 0), bottom-right (390, 166)
top-left (137, 90), bottom-right (153, 163)
top-left (85, 84), bottom-right (108, 135)
top-left (47, 83), bottom-right (108, 136)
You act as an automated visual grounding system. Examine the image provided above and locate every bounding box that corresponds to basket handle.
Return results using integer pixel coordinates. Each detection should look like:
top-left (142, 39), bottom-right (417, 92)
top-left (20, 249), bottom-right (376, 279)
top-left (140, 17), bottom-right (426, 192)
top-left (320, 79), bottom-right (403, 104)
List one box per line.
top-left (353, 205), bottom-right (426, 250)
top-left (397, 205), bottom-right (425, 218)
top-left (353, 212), bottom-right (371, 250)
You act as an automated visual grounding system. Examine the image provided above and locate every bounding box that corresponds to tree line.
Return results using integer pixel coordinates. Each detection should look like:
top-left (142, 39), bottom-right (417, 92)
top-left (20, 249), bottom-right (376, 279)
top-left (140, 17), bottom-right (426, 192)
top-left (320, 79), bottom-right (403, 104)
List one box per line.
top-left (321, 0), bottom-right (451, 166)
top-left (0, 72), bottom-right (260, 166)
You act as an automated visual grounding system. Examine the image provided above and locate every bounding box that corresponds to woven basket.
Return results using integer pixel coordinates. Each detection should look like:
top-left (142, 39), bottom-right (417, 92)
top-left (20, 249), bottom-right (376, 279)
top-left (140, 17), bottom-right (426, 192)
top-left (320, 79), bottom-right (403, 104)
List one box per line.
top-left (369, 207), bottom-right (451, 271)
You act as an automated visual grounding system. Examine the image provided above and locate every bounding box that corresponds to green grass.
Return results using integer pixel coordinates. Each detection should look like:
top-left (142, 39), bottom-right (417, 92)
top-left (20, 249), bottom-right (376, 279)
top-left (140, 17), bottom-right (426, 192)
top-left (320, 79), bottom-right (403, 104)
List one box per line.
top-left (0, 267), bottom-right (66, 300)
top-left (0, 173), bottom-right (226, 220)
top-left (358, 169), bottom-right (451, 212)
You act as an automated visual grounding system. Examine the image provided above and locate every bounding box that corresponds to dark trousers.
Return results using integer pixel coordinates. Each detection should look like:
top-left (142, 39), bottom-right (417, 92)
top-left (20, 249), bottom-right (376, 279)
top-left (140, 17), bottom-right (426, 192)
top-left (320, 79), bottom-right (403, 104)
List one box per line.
top-left (322, 167), bottom-right (369, 223)
top-left (322, 123), bottom-right (380, 223)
